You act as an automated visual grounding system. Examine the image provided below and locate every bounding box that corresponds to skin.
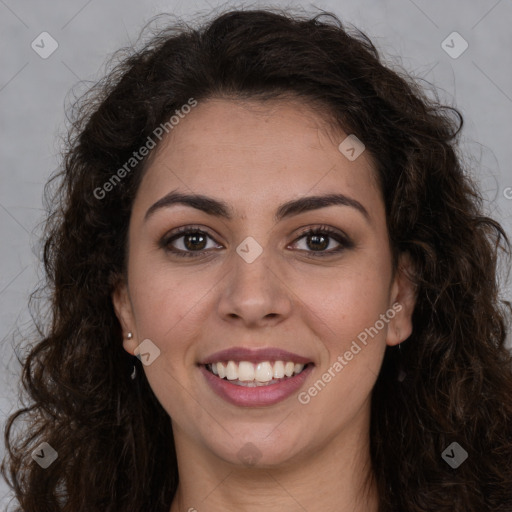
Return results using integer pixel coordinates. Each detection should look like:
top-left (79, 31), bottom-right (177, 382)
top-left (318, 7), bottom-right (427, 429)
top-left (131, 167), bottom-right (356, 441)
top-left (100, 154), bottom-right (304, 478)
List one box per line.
top-left (112, 98), bottom-right (417, 512)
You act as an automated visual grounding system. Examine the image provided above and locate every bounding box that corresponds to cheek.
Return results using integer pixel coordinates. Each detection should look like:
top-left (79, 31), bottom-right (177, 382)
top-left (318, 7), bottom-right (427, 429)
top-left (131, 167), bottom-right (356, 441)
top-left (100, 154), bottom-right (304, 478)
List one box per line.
top-left (293, 258), bottom-right (392, 343)
top-left (127, 245), bottom-right (216, 331)
top-left (126, 259), bottom-right (215, 416)
top-left (295, 266), bottom-right (391, 427)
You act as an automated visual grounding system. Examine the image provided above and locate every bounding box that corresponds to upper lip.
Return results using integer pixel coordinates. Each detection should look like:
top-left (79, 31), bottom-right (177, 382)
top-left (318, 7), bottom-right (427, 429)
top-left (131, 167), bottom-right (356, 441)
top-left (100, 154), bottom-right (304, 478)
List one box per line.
top-left (200, 346), bottom-right (312, 365)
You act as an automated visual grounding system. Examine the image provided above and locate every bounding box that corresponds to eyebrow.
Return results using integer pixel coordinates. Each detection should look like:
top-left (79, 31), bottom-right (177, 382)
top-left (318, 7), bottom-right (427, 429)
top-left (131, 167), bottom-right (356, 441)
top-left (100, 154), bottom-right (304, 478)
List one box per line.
top-left (144, 190), bottom-right (370, 224)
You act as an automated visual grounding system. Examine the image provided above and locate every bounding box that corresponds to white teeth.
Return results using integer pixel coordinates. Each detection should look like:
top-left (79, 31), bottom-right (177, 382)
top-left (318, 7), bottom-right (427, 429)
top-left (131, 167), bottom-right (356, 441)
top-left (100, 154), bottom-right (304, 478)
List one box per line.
top-left (238, 361), bottom-right (255, 381)
top-left (217, 362), bottom-right (226, 379)
top-left (226, 361), bottom-right (237, 380)
top-left (255, 362), bottom-right (273, 382)
top-left (273, 360), bottom-right (285, 379)
top-left (208, 360), bottom-right (308, 382)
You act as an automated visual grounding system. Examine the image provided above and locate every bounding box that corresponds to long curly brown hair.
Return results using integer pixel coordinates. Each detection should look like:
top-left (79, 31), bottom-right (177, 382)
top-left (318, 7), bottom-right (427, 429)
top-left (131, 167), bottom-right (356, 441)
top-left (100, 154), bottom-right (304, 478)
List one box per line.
top-left (2, 7), bottom-right (512, 512)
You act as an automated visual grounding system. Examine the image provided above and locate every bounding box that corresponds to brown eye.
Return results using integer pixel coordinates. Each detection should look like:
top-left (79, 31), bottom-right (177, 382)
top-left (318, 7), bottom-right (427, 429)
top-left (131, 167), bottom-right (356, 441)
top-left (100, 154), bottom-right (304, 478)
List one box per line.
top-left (180, 232), bottom-right (208, 251)
top-left (160, 227), bottom-right (222, 257)
top-left (290, 226), bottom-right (353, 256)
top-left (304, 232), bottom-right (330, 251)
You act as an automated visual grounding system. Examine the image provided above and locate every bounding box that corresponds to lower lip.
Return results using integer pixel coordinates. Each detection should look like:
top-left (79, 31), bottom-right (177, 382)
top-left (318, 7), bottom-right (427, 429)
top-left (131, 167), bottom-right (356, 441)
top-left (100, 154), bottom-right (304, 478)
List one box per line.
top-left (200, 364), bottom-right (314, 407)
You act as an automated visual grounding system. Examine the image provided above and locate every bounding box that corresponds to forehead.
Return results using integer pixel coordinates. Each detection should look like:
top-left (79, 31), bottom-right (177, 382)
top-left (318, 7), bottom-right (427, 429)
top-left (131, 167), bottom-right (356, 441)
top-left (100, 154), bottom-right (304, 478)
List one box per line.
top-left (133, 98), bottom-right (383, 222)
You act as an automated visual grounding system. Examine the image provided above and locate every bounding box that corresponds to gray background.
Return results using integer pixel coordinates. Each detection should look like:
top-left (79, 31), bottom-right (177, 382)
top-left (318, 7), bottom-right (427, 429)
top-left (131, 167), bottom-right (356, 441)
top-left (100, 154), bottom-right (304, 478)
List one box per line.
top-left (1, 0), bottom-right (511, 508)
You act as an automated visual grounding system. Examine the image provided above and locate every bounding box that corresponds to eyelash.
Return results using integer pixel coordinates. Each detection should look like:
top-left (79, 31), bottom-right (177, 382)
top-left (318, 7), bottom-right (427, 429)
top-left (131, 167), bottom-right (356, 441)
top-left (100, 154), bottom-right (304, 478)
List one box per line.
top-left (160, 224), bottom-right (353, 258)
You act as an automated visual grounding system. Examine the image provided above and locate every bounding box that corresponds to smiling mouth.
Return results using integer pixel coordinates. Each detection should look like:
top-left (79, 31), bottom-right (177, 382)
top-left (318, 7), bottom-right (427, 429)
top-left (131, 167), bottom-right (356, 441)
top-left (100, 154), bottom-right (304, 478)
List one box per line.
top-left (204, 360), bottom-right (313, 387)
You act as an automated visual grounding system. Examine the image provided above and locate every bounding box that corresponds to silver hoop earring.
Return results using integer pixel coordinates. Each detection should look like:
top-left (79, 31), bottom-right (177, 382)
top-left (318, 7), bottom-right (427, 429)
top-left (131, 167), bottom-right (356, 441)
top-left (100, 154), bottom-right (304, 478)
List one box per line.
top-left (127, 333), bottom-right (136, 379)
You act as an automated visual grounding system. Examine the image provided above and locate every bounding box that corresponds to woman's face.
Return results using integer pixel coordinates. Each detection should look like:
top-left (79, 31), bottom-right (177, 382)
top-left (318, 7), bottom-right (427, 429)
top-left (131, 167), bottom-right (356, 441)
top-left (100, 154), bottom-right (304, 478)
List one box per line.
top-left (113, 98), bottom-right (416, 467)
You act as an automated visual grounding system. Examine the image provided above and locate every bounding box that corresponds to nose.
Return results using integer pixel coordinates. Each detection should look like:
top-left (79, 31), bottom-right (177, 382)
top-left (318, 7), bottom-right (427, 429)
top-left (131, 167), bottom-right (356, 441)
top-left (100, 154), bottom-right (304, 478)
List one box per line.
top-left (216, 243), bottom-right (292, 328)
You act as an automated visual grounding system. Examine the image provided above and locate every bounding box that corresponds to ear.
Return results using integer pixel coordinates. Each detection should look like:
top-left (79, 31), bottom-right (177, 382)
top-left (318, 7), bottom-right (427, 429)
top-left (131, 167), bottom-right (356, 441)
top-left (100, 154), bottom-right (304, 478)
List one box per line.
top-left (386, 252), bottom-right (417, 347)
top-left (112, 278), bottom-right (138, 356)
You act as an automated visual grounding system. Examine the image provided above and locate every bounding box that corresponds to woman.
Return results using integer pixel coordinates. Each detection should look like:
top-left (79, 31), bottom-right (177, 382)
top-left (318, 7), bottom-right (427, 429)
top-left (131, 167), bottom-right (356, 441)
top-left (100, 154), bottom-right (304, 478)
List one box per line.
top-left (2, 8), bottom-right (512, 512)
